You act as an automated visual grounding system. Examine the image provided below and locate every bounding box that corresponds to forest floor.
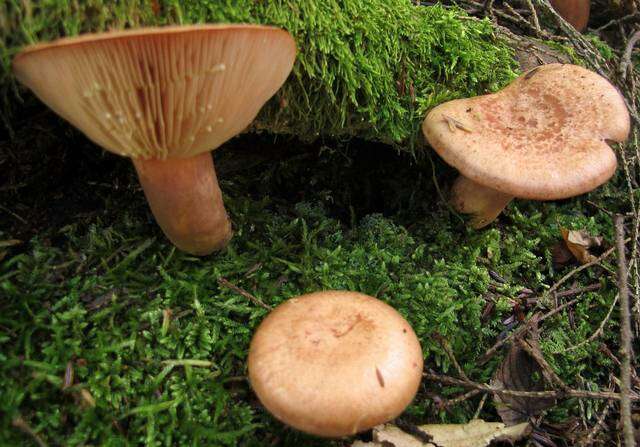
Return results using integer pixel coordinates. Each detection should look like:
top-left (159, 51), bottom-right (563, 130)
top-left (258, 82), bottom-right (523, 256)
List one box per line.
top-left (1, 1), bottom-right (639, 446)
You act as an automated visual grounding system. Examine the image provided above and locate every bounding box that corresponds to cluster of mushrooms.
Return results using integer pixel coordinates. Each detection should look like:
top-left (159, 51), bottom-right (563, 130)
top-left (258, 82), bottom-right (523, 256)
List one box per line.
top-left (13, 12), bottom-right (630, 440)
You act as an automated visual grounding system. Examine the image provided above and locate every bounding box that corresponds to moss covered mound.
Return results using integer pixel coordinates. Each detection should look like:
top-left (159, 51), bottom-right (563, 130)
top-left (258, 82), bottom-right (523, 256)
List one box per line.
top-left (0, 136), bottom-right (626, 445)
top-left (1, 0), bottom-right (517, 151)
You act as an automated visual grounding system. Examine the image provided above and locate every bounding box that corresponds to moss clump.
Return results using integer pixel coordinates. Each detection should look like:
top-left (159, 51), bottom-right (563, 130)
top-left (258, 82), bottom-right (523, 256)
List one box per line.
top-left (1, 0), bottom-right (517, 151)
top-left (0, 136), bottom-right (626, 445)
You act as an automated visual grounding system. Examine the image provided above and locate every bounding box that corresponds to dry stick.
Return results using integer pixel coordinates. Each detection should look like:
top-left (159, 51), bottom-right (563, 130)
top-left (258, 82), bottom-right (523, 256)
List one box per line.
top-left (473, 392), bottom-right (488, 419)
top-left (614, 215), bottom-right (635, 447)
top-left (555, 294), bottom-right (620, 354)
top-left (479, 275), bottom-right (620, 365)
top-left (620, 29), bottom-right (640, 80)
top-left (434, 333), bottom-right (471, 382)
top-left (584, 400), bottom-right (614, 446)
top-left (11, 417), bottom-right (48, 447)
top-left (423, 372), bottom-right (639, 401)
top-left (217, 278), bottom-right (271, 310)
top-left (594, 12), bottom-right (640, 32)
top-left (544, 244), bottom-right (622, 299)
top-left (441, 389), bottom-right (483, 408)
top-left (522, 0), bottom-right (542, 35)
top-left (518, 338), bottom-right (570, 392)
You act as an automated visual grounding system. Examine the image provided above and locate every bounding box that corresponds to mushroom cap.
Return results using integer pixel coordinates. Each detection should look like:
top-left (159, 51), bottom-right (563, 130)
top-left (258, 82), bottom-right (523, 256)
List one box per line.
top-left (422, 64), bottom-right (630, 200)
top-left (13, 24), bottom-right (296, 160)
top-left (550, 0), bottom-right (590, 31)
top-left (247, 291), bottom-right (423, 438)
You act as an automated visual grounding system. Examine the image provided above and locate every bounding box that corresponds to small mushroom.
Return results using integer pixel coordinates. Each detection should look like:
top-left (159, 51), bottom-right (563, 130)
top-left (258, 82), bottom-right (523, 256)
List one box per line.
top-left (422, 64), bottom-right (630, 228)
top-left (550, 0), bottom-right (590, 31)
top-left (248, 290), bottom-right (423, 438)
top-left (13, 25), bottom-right (296, 255)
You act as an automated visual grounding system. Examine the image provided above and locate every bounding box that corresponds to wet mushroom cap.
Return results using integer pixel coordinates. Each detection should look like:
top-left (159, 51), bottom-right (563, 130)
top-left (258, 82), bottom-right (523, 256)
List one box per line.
top-left (248, 291), bottom-right (423, 438)
top-left (422, 64), bottom-right (630, 200)
top-left (12, 24), bottom-right (297, 160)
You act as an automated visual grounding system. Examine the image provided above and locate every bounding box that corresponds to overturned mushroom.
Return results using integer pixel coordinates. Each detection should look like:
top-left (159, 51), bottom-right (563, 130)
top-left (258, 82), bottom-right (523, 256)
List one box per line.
top-left (248, 291), bottom-right (423, 438)
top-left (422, 64), bottom-right (629, 228)
top-left (550, 0), bottom-right (590, 31)
top-left (13, 25), bottom-right (296, 255)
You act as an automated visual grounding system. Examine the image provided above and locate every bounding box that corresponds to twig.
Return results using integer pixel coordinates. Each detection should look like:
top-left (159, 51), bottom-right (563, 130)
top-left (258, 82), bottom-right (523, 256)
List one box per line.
top-left (554, 294), bottom-right (619, 354)
top-left (584, 399), bottom-right (614, 446)
top-left (11, 417), bottom-right (48, 447)
top-left (423, 372), bottom-right (639, 401)
top-left (543, 243), bottom-right (624, 301)
top-left (480, 289), bottom-right (599, 365)
top-left (473, 392), bottom-right (488, 419)
top-left (620, 29), bottom-right (640, 80)
top-left (434, 333), bottom-right (471, 382)
top-left (594, 12), bottom-right (640, 32)
top-left (217, 278), bottom-right (271, 310)
top-left (522, 0), bottom-right (542, 35)
top-left (441, 389), bottom-right (483, 408)
top-left (518, 338), bottom-right (570, 391)
top-left (614, 215), bottom-right (635, 447)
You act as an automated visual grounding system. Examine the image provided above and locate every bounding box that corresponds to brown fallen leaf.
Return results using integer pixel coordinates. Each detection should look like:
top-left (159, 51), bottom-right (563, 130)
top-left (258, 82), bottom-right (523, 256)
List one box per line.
top-left (551, 242), bottom-right (573, 268)
top-left (443, 115), bottom-right (473, 133)
top-left (560, 228), bottom-right (603, 265)
top-left (351, 420), bottom-right (531, 447)
top-left (491, 333), bottom-right (555, 426)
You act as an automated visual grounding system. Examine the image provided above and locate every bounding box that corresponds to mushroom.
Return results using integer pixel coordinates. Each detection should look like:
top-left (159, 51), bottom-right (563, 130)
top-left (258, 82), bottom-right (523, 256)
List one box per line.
top-left (247, 290), bottom-right (423, 438)
top-left (13, 25), bottom-right (297, 255)
top-left (550, 0), bottom-right (590, 31)
top-left (422, 64), bottom-right (630, 228)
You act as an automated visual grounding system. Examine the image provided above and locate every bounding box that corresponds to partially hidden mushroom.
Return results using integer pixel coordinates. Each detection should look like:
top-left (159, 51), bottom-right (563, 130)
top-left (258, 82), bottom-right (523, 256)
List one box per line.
top-left (13, 25), bottom-right (296, 255)
top-left (248, 290), bottom-right (423, 438)
top-left (422, 64), bottom-right (630, 228)
top-left (550, 0), bottom-right (590, 31)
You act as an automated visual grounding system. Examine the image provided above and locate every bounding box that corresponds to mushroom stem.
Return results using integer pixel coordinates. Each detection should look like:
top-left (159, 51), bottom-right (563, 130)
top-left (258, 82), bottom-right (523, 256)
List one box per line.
top-left (132, 152), bottom-right (232, 255)
top-left (450, 176), bottom-right (513, 229)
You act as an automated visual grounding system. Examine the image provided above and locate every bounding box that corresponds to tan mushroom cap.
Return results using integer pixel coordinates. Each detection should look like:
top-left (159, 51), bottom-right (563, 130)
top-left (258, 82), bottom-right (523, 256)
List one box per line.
top-left (248, 291), bottom-right (423, 438)
top-left (13, 24), bottom-right (296, 160)
top-left (422, 64), bottom-right (630, 200)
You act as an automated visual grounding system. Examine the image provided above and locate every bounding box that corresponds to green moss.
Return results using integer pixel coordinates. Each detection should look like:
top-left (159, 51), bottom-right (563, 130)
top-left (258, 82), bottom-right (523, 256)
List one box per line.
top-left (0, 136), bottom-right (628, 445)
top-left (1, 0), bottom-right (517, 151)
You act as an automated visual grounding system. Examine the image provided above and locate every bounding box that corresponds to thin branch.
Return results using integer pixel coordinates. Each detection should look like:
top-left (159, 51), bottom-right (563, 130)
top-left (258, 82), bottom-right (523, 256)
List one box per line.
top-left (217, 278), bottom-right (271, 310)
top-left (554, 294), bottom-right (619, 354)
top-left (424, 372), bottom-right (639, 401)
top-left (543, 243), bottom-right (622, 301)
top-left (11, 417), bottom-right (48, 447)
top-left (434, 333), bottom-right (471, 382)
top-left (614, 215), bottom-right (635, 447)
top-left (441, 389), bottom-right (483, 408)
top-left (620, 29), bottom-right (640, 80)
top-left (584, 399), bottom-right (614, 446)
top-left (480, 290), bottom-right (599, 365)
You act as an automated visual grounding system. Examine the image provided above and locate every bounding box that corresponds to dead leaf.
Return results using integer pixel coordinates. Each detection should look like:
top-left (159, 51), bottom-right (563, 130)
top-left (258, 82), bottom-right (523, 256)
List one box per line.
top-left (351, 420), bottom-right (531, 447)
top-left (551, 242), bottom-right (573, 267)
top-left (492, 335), bottom-right (555, 426)
top-left (560, 228), bottom-right (603, 265)
top-left (443, 115), bottom-right (473, 133)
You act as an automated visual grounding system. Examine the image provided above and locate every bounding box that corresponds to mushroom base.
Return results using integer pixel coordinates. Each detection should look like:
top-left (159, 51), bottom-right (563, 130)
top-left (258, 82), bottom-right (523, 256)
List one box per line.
top-left (450, 176), bottom-right (513, 229)
top-left (132, 153), bottom-right (232, 255)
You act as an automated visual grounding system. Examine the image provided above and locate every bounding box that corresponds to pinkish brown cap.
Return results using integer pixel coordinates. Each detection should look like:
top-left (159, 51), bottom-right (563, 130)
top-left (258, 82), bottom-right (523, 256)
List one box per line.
top-left (248, 291), bottom-right (423, 438)
top-left (550, 0), bottom-right (590, 31)
top-left (13, 24), bottom-right (296, 160)
top-left (422, 64), bottom-right (630, 200)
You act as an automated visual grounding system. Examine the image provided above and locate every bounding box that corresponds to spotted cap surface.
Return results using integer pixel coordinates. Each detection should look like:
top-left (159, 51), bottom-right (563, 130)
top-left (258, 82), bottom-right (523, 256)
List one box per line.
top-left (422, 64), bottom-right (630, 200)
